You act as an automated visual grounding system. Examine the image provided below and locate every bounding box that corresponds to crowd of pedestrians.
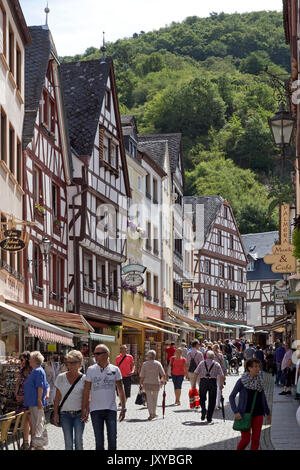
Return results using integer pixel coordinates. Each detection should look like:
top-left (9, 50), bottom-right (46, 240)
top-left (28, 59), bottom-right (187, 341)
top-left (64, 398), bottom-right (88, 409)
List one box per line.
top-left (12, 336), bottom-right (300, 451)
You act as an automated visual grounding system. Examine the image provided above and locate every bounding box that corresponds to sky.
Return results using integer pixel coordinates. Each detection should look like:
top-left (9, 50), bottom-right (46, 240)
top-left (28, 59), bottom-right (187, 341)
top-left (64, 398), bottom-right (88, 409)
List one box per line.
top-left (19, 0), bottom-right (284, 56)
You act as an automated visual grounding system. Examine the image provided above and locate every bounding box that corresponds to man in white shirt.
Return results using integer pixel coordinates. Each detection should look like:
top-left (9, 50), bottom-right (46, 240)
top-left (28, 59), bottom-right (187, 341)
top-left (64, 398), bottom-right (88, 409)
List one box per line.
top-left (82, 344), bottom-right (126, 450)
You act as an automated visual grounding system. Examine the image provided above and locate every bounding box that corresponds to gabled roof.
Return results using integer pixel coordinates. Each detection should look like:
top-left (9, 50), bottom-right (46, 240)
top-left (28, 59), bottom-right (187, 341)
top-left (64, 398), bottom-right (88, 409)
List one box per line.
top-left (138, 133), bottom-right (185, 189)
top-left (183, 195), bottom-right (224, 241)
top-left (23, 26), bottom-right (55, 148)
top-left (60, 59), bottom-right (111, 156)
top-left (138, 140), bottom-right (168, 172)
top-left (61, 58), bottom-right (131, 197)
top-left (241, 232), bottom-right (279, 260)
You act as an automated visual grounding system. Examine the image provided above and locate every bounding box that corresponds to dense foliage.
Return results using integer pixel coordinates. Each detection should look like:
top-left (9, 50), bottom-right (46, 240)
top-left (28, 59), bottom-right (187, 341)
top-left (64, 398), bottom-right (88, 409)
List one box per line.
top-left (62, 11), bottom-right (294, 233)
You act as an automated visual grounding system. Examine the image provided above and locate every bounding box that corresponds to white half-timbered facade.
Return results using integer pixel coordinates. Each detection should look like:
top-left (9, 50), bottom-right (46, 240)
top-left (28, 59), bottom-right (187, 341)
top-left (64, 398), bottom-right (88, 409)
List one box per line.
top-left (61, 58), bottom-right (130, 327)
top-left (242, 232), bottom-right (284, 329)
top-left (23, 26), bottom-right (72, 311)
top-left (185, 196), bottom-right (248, 333)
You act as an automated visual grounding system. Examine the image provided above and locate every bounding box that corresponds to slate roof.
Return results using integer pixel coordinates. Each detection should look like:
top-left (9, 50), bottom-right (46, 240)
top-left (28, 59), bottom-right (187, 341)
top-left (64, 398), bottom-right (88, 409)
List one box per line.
top-left (137, 140), bottom-right (168, 172)
top-left (23, 26), bottom-right (54, 148)
top-left (138, 133), bottom-right (185, 188)
top-left (183, 195), bottom-right (224, 242)
top-left (60, 59), bottom-right (111, 156)
top-left (241, 232), bottom-right (279, 260)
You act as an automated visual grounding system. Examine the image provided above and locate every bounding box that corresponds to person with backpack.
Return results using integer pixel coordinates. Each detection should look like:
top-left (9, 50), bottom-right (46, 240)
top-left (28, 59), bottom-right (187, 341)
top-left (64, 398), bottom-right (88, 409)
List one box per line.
top-left (192, 351), bottom-right (225, 424)
top-left (186, 340), bottom-right (204, 388)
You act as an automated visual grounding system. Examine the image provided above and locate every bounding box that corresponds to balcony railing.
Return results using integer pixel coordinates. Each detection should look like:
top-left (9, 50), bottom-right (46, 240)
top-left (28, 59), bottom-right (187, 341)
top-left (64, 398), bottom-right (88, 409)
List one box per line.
top-left (200, 307), bottom-right (246, 323)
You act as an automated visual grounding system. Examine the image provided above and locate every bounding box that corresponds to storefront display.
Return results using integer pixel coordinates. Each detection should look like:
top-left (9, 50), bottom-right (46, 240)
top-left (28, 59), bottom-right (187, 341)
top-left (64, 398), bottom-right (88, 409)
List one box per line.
top-left (0, 359), bottom-right (20, 415)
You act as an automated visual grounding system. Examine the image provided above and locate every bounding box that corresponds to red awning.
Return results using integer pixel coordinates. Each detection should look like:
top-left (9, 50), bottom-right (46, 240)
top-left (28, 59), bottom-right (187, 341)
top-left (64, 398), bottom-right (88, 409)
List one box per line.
top-left (27, 325), bottom-right (74, 346)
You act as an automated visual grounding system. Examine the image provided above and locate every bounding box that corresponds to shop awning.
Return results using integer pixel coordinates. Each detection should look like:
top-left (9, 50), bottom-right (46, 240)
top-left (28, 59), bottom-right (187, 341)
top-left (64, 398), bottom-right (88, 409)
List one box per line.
top-left (205, 325), bottom-right (217, 332)
top-left (168, 311), bottom-right (207, 332)
top-left (146, 316), bottom-right (180, 329)
top-left (122, 316), bottom-right (180, 337)
top-left (203, 320), bottom-right (252, 330)
top-left (7, 300), bottom-right (94, 333)
top-left (0, 300), bottom-right (74, 347)
top-left (148, 315), bottom-right (195, 334)
top-left (90, 333), bottom-right (116, 343)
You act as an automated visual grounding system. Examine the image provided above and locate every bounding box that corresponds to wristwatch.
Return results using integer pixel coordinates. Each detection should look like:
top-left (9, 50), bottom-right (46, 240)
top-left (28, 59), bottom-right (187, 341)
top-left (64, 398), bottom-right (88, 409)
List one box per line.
top-left (121, 408), bottom-right (127, 412)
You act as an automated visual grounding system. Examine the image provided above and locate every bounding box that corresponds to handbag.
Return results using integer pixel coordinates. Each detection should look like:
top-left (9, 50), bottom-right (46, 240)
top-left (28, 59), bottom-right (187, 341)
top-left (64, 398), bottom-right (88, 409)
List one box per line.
top-left (135, 387), bottom-right (146, 406)
top-left (50, 373), bottom-right (83, 427)
top-left (233, 391), bottom-right (257, 432)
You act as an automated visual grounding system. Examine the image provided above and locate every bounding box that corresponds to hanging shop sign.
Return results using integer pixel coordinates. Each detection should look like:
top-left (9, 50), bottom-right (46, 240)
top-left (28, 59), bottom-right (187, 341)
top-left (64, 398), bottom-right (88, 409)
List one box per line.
top-left (0, 229), bottom-right (29, 252)
top-left (274, 289), bottom-right (290, 305)
top-left (264, 204), bottom-right (296, 274)
top-left (0, 213), bottom-right (35, 252)
top-left (124, 273), bottom-right (144, 287)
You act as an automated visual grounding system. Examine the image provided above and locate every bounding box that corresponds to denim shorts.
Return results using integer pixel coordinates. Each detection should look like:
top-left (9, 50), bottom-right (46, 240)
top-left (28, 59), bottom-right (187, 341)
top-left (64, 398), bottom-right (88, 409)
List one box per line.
top-left (171, 374), bottom-right (184, 390)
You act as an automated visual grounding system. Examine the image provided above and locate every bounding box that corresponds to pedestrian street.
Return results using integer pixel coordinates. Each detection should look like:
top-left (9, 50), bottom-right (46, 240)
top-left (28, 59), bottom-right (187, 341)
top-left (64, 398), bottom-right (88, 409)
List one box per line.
top-left (45, 370), bottom-right (275, 451)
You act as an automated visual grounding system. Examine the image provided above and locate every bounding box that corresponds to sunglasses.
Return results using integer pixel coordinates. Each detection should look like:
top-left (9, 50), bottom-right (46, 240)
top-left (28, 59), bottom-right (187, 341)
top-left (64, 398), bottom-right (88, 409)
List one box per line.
top-left (94, 351), bottom-right (107, 356)
top-left (65, 361), bottom-right (80, 365)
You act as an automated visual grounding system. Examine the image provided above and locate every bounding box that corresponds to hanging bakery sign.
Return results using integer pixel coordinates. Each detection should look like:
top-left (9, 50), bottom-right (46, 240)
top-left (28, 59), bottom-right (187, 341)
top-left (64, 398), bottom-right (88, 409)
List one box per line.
top-left (264, 204), bottom-right (297, 274)
top-left (0, 213), bottom-right (35, 252)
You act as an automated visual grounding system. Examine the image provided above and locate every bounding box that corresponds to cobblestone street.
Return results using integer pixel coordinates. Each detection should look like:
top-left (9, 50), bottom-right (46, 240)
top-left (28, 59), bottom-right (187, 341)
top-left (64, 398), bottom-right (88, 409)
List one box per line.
top-left (45, 369), bottom-right (275, 451)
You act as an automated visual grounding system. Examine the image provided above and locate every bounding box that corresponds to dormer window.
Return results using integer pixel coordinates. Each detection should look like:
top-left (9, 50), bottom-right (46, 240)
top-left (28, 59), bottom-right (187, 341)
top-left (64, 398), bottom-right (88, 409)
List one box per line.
top-left (129, 139), bottom-right (137, 158)
top-left (247, 261), bottom-right (255, 272)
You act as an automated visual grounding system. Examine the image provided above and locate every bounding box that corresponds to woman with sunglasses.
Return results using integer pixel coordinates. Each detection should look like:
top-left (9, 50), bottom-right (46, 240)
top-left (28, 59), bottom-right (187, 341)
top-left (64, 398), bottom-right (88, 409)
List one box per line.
top-left (15, 351), bottom-right (32, 449)
top-left (53, 350), bottom-right (86, 450)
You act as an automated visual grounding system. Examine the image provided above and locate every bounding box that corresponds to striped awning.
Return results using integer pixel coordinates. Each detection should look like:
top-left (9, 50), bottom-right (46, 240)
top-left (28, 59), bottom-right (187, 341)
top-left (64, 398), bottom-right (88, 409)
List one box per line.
top-left (7, 300), bottom-right (94, 333)
top-left (28, 325), bottom-right (74, 346)
top-left (0, 299), bottom-right (74, 347)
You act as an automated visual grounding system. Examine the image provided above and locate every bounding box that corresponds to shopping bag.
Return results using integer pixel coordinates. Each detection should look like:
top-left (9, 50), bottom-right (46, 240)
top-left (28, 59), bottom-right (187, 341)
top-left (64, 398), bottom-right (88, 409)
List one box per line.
top-left (135, 390), bottom-right (146, 406)
top-left (189, 389), bottom-right (196, 409)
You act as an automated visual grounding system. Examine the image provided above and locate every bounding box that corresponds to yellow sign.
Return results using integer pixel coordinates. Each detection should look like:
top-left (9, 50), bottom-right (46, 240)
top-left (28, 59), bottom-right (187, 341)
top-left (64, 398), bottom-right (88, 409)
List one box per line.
top-left (264, 204), bottom-right (296, 274)
top-left (47, 344), bottom-right (57, 352)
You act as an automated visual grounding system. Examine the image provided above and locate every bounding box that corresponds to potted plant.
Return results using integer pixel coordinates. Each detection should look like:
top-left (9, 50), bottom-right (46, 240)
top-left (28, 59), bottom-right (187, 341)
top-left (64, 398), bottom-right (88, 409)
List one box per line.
top-left (34, 202), bottom-right (45, 215)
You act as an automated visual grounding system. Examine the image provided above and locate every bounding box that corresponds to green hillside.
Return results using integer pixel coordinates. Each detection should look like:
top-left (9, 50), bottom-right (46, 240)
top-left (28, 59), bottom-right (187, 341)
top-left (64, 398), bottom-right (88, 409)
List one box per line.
top-left (62, 11), bottom-right (294, 233)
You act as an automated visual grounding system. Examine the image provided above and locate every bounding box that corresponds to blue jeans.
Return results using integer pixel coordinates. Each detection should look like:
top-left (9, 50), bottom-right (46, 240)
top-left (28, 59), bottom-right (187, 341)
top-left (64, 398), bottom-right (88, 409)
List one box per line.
top-left (60, 411), bottom-right (85, 450)
top-left (90, 410), bottom-right (117, 450)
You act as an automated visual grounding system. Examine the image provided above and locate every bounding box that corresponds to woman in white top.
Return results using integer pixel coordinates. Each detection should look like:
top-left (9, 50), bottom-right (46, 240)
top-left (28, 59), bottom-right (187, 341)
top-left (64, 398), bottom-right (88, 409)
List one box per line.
top-left (53, 350), bottom-right (86, 450)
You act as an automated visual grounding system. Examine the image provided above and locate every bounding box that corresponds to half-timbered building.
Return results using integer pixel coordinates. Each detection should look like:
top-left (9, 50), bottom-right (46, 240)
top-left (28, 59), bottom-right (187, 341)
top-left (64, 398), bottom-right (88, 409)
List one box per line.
top-left (242, 231), bottom-right (285, 345)
top-left (22, 26), bottom-right (72, 313)
top-left (184, 195), bottom-right (248, 339)
top-left (61, 57), bottom-right (131, 353)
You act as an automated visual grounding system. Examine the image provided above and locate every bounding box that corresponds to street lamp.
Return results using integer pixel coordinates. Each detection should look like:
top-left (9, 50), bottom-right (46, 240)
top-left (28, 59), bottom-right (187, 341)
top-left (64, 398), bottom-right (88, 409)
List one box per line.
top-left (39, 237), bottom-right (51, 262)
top-left (268, 104), bottom-right (296, 148)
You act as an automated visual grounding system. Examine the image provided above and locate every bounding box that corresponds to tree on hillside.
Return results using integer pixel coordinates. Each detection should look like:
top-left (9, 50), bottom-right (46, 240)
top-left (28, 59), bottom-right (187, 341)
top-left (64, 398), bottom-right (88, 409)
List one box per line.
top-left (143, 76), bottom-right (226, 139)
top-left (186, 157), bottom-right (278, 233)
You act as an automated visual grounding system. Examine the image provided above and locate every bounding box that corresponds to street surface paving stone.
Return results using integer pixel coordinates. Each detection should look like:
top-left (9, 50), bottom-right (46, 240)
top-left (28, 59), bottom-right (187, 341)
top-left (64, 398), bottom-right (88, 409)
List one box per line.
top-left (45, 369), bottom-right (275, 451)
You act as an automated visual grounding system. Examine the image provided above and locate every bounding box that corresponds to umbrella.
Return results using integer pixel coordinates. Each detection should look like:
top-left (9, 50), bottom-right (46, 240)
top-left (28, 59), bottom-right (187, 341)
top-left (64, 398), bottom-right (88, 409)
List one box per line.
top-left (220, 393), bottom-right (225, 422)
top-left (162, 384), bottom-right (166, 419)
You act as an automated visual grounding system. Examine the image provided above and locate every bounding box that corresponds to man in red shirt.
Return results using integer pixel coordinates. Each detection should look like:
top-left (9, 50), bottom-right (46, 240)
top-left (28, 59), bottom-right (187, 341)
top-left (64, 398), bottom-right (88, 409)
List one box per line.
top-left (115, 345), bottom-right (135, 404)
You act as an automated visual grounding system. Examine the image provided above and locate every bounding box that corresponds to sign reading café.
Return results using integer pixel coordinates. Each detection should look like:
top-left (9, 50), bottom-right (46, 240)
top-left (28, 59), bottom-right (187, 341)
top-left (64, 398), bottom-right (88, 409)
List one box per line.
top-left (264, 204), bottom-right (296, 274)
